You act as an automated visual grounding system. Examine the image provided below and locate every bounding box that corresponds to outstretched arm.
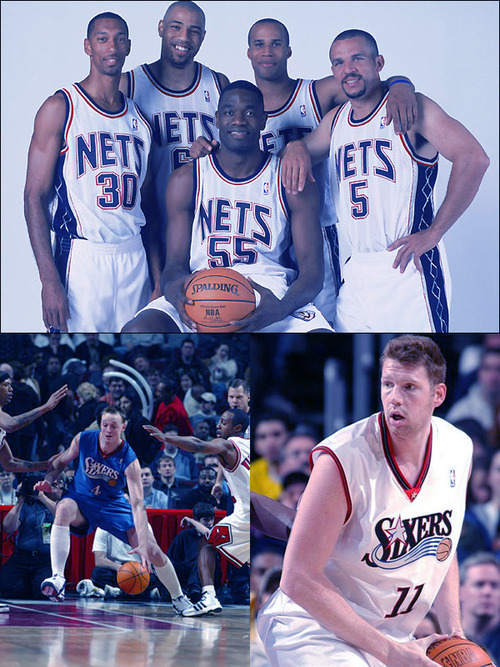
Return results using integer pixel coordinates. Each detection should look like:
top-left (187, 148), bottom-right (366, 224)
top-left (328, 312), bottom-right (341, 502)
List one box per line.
top-left (143, 425), bottom-right (237, 467)
top-left (34, 432), bottom-right (80, 490)
top-left (250, 492), bottom-right (296, 542)
top-left (0, 385), bottom-right (68, 433)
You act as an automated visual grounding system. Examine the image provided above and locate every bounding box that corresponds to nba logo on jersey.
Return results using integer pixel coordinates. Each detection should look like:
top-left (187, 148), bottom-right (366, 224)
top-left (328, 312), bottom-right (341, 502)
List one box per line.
top-left (300, 105), bottom-right (307, 117)
top-left (204, 90), bottom-right (211, 103)
top-left (450, 469), bottom-right (456, 487)
top-left (132, 118), bottom-right (138, 131)
top-left (380, 116), bottom-right (387, 129)
top-left (263, 182), bottom-right (269, 195)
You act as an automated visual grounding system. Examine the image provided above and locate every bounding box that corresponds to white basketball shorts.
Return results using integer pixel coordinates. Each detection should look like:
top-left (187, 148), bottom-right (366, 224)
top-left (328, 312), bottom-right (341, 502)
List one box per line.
top-left (208, 512), bottom-right (250, 567)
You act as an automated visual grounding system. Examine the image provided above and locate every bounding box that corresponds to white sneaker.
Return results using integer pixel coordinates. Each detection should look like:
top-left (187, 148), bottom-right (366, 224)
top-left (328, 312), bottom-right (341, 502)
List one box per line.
top-left (0, 604), bottom-right (9, 613)
top-left (149, 587), bottom-right (160, 600)
top-left (172, 594), bottom-right (195, 615)
top-left (182, 591), bottom-right (222, 617)
top-left (41, 574), bottom-right (66, 602)
top-left (104, 585), bottom-right (121, 599)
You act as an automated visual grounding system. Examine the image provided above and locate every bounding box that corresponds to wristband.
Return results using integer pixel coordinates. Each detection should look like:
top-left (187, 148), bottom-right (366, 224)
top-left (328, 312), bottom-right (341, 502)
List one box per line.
top-left (388, 79), bottom-right (412, 88)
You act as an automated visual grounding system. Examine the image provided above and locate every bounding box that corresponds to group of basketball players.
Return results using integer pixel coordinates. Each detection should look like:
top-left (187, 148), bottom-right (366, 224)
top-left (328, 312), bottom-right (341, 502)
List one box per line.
top-left (24, 1), bottom-right (489, 334)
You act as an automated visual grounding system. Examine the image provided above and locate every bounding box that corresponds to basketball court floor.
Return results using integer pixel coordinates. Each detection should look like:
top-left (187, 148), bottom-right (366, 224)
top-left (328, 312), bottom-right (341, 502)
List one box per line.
top-left (0, 597), bottom-right (249, 666)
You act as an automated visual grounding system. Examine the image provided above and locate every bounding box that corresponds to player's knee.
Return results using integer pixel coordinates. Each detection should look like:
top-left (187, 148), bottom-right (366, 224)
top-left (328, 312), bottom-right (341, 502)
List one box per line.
top-left (121, 310), bottom-right (181, 333)
top-left (54, 499), bottom-right (75, 524)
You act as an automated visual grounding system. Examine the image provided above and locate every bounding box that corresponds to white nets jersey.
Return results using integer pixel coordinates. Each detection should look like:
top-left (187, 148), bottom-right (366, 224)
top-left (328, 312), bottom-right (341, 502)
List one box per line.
top-left (0, 428), bottom-right (6, 451)
top-left (190, 153), bottom-right (297, 294)
top-left (306, 413), bottom-right (471, 640)
top-left (51, 84), bottom-right (151, 244)
top-left (330, 92), bottom-right (450, 331)
top-left (127, 63), bottom-right (222, 230)
top-left (222, 436), bottom-right (250, 522)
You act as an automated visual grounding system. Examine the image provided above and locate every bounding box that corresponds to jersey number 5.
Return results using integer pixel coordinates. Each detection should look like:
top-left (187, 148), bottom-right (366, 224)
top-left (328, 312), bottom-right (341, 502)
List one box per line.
top-left (350, 180), bottom-right (369, 219)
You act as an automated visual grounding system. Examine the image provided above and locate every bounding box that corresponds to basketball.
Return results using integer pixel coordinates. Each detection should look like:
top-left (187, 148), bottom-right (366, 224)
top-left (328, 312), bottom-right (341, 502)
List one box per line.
top-left (184, 267), bottom-right (256, 332)
top-left (117, 561), bottom-right (150, 596)
top-left (435, 537), bottom-right (452, 562)
top-left (427, 637), bottom-right (494, 666)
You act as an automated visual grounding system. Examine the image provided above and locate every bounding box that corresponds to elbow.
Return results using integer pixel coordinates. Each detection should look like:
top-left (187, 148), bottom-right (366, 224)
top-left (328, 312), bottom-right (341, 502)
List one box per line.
top-left (280, 565), bottom-right (310, 605)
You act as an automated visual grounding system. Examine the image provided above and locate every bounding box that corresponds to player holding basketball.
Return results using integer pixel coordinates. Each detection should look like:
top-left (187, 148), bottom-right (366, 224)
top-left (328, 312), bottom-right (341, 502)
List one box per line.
top-left (281, 30), bottom-right (489, 332)
top-left (257, 335), bottom-right (471, 666)
top-left (0, 370), bottom-right (68, 473)
top-left (34, 406), bottom-right (194, 615)
top-left (24, 13), bottom-right (161, 332)
top-left (122, 80), bottom-right (333, 333)
top-left (144, 407), bottom-right (250, 616)
top-left (192, 18), bottom-right (418, 326)
top-left (120, 1), bottom-right (229, 266)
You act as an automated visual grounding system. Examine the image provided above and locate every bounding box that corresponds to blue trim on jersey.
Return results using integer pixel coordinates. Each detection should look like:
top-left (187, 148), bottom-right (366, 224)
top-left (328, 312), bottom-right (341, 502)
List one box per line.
top-left (211, 153), bottom-right (271, 184)
top-left (310, 80), bottom-right (324, 119)
top-left (143, 62), bottom-right (201, 95)
top-left (74, 82), bottom-right (126, 116)
top-left (411, 162), bottom-right (449, 332)
top-left (192, 159), bottom-right (198, 212)
top-left (52, 152), bottom-right (82, 240)
top-left (324, 224), bottom-right (342, 295)
top-left (126, 71), bottom-right (133, 98)
top-left (53, 236), bottom-right (73, 289)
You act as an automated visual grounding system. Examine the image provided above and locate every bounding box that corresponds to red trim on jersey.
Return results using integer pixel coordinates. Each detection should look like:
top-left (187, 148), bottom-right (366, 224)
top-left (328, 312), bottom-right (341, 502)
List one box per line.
top-left (141, 62), bottom-right (203, 97)
top-left (266, 79), bottom-right (304, 117)
top-left (60, 88), bottom-right (75, 156)
top-left (347, 93), bottom-right (388, 127)
top-left (209, 153), bottom-right (273, 186)
top-left (399, 134), bottom-right (439, 167)
top-left (379, 412), bottom-right (432, 501)
top-left (310, 446), bottom-right (352, 523)
top-left (221, 437), bottom-right (243, 473)
top-left (73, 84), bottom-right (129, 119)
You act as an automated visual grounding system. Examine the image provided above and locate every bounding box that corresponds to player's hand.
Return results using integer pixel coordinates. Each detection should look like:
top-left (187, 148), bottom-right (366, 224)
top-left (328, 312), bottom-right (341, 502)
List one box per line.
top-left (388, 227), bottom-right (440, 273)
top-left (34, 480), bottom-right (52, 493)
top-left (42, 281), bottom-right (71, 333)
top-left (385, 81), bottom-right (418, 135)
top-left (45, 384), bottom-right (69, 411)
top-left (211, 483), bottom-right (222, 500)
top-left (143, 425), bottom-right (165, 442)
top-left (281, 140), bottom-right (316, 195)
top-left (162, 274), bottom-right (199, 331)
top-left (386, 633), bottom-right (448, 666)
top-left (189, 136), bottom-right (220, 159)
top-left (231, 281), bottom-right (285, 332)
top-left (128, 545), bottom-right (151, 572)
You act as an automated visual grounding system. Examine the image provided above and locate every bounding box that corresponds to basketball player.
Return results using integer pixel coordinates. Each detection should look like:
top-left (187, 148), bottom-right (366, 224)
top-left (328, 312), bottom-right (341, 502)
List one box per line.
top-left (120, 1), bottom-right (229, 265)
top-left (144, 407), bottom-right (250, 616)
top-left (281, 30), bottom-right (489, 333)
top-left (192, 18), bottom-right (418, 325)
top-left (257, 335), bottom-right (472, 666)
top-left (34, 406), bottom-right (194, 615)
top-left (24, 13), bottom-right (161, 333)
top-left (0, 371), bottom-right (68, 473)
top-left (122, 81), bottom-right (332, 333)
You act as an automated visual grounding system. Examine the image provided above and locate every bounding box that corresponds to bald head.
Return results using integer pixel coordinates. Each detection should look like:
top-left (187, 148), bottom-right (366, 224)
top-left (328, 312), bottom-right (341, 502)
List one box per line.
top-left (164, 1), bottom-right (206, 29)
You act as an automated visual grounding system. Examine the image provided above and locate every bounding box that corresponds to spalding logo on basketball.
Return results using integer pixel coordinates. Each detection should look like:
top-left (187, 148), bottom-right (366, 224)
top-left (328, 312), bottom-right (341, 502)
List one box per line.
top-left (427, 637), bottom-right (494, 666)
top-left (185, 267), bottom-right (256, 332)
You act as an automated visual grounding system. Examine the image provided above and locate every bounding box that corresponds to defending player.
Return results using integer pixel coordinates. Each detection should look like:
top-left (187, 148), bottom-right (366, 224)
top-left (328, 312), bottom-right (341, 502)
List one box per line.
top-left (192, 18), bottom-right (419, 326)
top-left (34, 406), bottom-right (193, 615)
top-left (258, 335), bottom-right (471, 666)
top-left (120, 1), bottom-right (229, 266)
top-left (281, 30), bottom-right (489, 333)
top-left (0, 371), bottom-right (68, 473)
top-left (122, 81), bottom-right (332, 333)
top-left (144, 408), bottom-right (250, 616)
top-left (25, 13), bottom-right (161, 332)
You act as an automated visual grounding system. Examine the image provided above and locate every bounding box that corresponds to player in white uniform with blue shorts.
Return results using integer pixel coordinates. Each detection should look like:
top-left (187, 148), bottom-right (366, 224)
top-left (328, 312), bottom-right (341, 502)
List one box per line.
top-left (145, 407), bottom-right (250, 616)
top-left (34, 405), bottom-right (193, 615)
top-left (257, 335), bottom-right (472, 666)
top-left (123, 81), bottom-right (332, 333)
top-left (281, 29), bottom-right (489, 333)
top-left (120, 1), bottom-right (229, 265)
top-left (25, 13), bottom-right (161, 333)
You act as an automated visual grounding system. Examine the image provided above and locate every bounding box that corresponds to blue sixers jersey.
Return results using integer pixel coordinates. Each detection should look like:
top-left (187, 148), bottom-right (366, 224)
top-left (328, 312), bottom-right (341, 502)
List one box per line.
top-left (73, 430), bottom-right (137, 501)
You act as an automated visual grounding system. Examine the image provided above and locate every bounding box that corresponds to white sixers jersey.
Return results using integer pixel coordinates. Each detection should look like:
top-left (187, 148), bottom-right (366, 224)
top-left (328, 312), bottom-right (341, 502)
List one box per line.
top-left (261, 79), bottom-right (337, 229)
top-left (330, 92), bottom-right (439, 253)
top-left (222, 437), bottom-right (250, 522)
top-left (50, 84), bottom-right (152, 243)
top-left (306, 413), bottom-right (471, 640)
top-left (127, 63), bottom-right (222, 224)
top-left (190, 153), bottom-right (297, 293)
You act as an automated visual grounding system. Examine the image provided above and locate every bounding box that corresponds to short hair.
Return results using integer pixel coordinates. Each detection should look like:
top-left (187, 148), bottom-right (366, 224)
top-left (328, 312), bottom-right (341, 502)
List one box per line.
top-left (248, 18), bottom-right (290, 47)
top-left (157, 455), bottom-right (176, 467)
top-left (226, 408), bottom-right (250, 433)
top-left (87, 12), bottom-right (129, 39)
top-left (218, 81), bottom-right (264, 113)
top-left (459, 551), bottom-right (500, 585)
top-left (332, 29), bottom-right (379, 58)
top-left (140, 463), bottom-right (153, 474)
top-left (380, 335), bottom-right (446, 386)
top-left (164, 1), bottom-right (206, 28)
top-left (77, 382), bottom-right (100, 403)
top-left (229, 378), bottom-right (250, 393)
top-left (193, 501), bottom-right (215, 521)
top-left (98, 405), bottom-right (126, 426)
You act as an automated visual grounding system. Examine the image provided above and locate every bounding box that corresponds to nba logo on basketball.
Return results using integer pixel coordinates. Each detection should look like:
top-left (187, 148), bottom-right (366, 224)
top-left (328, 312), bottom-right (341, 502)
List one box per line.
top-left (300, 105), bottom-right (307, 117)
top-left (450, 470), bottom-right (456, 487)
top-left (263, 182), bottom-right (269, 195)
top-left (204, 90), bottom-right (211, 103)
top-left (132, 119), bottom-right (138, 131)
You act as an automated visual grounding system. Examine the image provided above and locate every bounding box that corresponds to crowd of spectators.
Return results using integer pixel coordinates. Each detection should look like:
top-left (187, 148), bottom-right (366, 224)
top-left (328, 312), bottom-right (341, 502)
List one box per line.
top-left (250, 333), bottom-right (500, 665)
top-left (0, 332), bottom-right (249, 605)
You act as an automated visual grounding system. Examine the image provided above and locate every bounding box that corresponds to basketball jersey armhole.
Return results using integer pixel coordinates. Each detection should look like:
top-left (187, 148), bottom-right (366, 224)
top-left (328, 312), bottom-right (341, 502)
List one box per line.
top-left (311, 446), bottom-right (353, 523)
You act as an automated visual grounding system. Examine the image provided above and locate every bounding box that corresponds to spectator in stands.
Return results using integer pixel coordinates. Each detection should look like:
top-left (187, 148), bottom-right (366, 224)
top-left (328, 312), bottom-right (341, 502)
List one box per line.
top-left (154, 453), bottom-right (191, 506)
top-left (40, 333), bottom-right (73, 366)
top-left (488, 401), bottom-right (500, 450)
top-left (130, 351), bottom-right (151, 378)
top-left (99, 376), bottom-right (126, 406)
top-left (183, 382), bottom-right (207, 418)
top-left (73, 382), bottom-right (101, 433)
top-left (250, 544), bottom-right (284, 598)
top-left (227, 379), bottom-right (250, 414)
top-left (452, 418), bottom-right (490, 462)
top-left (193, 420), bottom-right (211, 441)
top-left (0, 474), bottom-right (65, 599)
top-left (0, 467), bottom-right (17, 505)
top-left (74, 334), bottom-right (114, 369)
top-left (278, 431), bottom-right (317, 478)
top-left (141, 464), bottom-right (170, 509)
top-left (206, 342), bottom-right (238, 402)
top-left (168, 502), bottom-right (220, 601)
top-left (39, 355), bottom-right (65, 403)
top-left (146, 367), bottom-right (163, 399)
top-left (182, 466), bottom-right (232, 512)
top-left (460, 552), bottom-right (500, 664)
top-left (470, 450), bottom-right (500, 553)
top-left (154, 380), bottom-right (193, 436)
top-left (279, 472), bottom-right (309, 510)
top-left (251, 415), bottom-right (291, 499)
top-left (167, 338), bottom-right (210, 389)
top-left (119, 391), bottom-right (160, 465)
top-left (190, 392), bottom-right (218, 435)
top-left (447, 347), bottom-right (500, 431)
top-left (3, 360), bottom-right (42, 461)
